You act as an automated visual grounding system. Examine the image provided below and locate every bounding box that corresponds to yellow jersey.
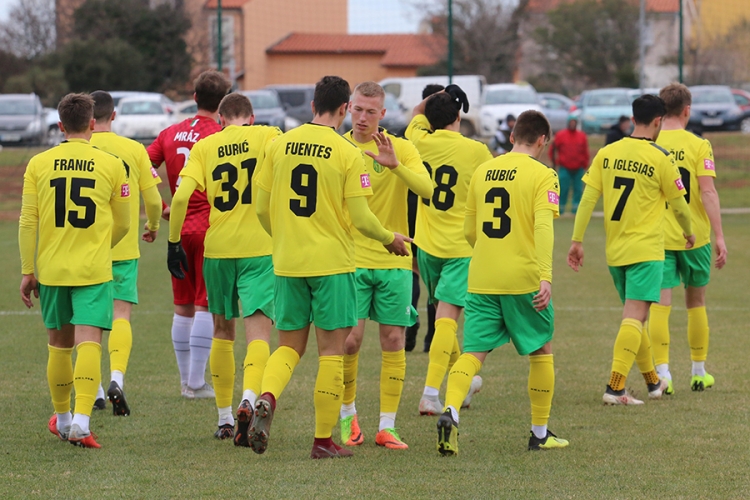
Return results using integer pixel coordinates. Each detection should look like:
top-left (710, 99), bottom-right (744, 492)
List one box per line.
top-left (22, 138), bottom-right (130, 286)
top-left (656, 129), bottom-right (715, 251)
top-left (180, 124), bottom-right (280, 259)
top-left (406, 114), bottom-right (493, 258)
top-left (256, 123), bottom-right (374, 277)
top-left (467, 153), bottom-right (560, 294)
top-left (583, 137), bottom-right (686, 266)
top-left (344, 129), bottom-right (427, 270)
top-left (90, 131), bottom-right (161, 261)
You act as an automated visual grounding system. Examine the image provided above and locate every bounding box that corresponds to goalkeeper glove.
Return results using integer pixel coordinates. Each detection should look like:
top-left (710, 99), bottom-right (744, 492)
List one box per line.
top-left (445, 84), bottom-right (470, 113)
top-left (167, 240), bottom-right (189, 279)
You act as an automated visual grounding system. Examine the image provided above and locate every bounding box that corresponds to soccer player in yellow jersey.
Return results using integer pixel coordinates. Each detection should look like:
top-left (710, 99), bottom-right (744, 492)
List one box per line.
top-left (649, 84), bottom-right (727, 394)
top-left (568, 95), bottom-right (696, 405)
top-left (89, 91), bottom-right (163, 416)
top-left (252, 76), bottom-right (410, 459)
top-left (338, 81), bottom-right (432, 450)
top-left (19, 93), bottom-right (131, 448)
top-left (436, 110), bottom-right (568, 455)
top-left (406, 88), bottom-right (493, 416)
top-left (168, 93), bottom-right (281, 444)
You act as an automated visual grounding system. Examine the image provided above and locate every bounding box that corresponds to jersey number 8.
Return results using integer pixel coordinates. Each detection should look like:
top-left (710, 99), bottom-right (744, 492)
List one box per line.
top-left (422, 162), bottom-right (458, 211)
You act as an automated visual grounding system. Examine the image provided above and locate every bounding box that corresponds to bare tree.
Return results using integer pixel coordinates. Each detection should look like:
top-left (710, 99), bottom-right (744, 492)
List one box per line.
top-left (0, 0), bottom-right (56, 60)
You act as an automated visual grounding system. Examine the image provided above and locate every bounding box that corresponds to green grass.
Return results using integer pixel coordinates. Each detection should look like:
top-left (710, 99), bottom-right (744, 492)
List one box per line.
top-left (1, 215), bottom-right (749, 498)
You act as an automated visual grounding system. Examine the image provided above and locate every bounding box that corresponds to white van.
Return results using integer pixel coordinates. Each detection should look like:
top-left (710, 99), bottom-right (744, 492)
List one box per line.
top-left (379, 75), bottom-right (485, 137)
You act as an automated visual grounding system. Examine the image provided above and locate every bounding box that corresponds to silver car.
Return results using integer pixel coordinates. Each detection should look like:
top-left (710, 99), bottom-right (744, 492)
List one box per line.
top-left (241, 90), bottom-right (288, 131)
top-left (0, 94), bottom-right (47, 146)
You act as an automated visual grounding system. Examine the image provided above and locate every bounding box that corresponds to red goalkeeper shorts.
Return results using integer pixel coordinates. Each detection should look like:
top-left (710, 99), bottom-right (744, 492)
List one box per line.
top-left (171, 232), bottom-right (208, 307)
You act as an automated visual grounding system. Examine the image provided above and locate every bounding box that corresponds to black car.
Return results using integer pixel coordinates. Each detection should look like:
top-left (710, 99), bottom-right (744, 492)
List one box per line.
top-left (264, 84), bottom-right (314, 125)
top-left (240, 90), bottom-right (288, 131)
top-left (688, 85), bottom-right (744, 133)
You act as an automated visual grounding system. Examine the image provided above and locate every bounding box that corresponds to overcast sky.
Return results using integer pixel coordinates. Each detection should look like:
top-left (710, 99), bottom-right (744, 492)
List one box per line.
top-left (0, 0), bottom-right (422, 33)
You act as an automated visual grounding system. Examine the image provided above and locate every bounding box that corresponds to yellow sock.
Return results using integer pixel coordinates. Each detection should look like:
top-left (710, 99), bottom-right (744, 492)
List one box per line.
top-left (314, 355), bottom-right (344, 439)
top-left (343, 352), bottom-right (359, 405)
top-left (610, 318), bottom-right (643, 391)
top-left (447, 334), bottom-right (460, 372)
top-left (243, 339), bottom-right (270, 395)
top-left (73, 341), bottom-right (101, 417)
top-left (47, 345), bottom-right (73, 414)
top-left (529, 354), bottom-right (554, 427)
top-left (649, 304), bottom-right (672, 366)
top-left (261, 346), bottom-right (300, 399)
top-left (108, 318), bottom-right (132, 374)
top-left (635, 324), bottom-right (658, 385)
top-left (380, 349), bottom-right (405, 414)
top-left (688, 306), bottom-right (709, 361)
top-left (425, 318), bottom-right (458, 390)
top-left (210, 338), bottom-right (234, 409)
top-left (444, 354), bottom-right (482, 412)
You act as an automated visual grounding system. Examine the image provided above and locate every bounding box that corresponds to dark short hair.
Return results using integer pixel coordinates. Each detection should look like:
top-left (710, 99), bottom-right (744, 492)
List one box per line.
top-left (219, 93), bottom-right (253, 120)
top-left (91, 90), bottom-right (114, 122)
top-left (506, 114), bottom-right (517, 123)
top-left (660, 83), bottom-right (692, 118)
top-left (194, 70), bottom-right (231, 112)
top-left (422, 84), bottom-right (444, 100)
top-left (425, 92), bottom-right (459, 130)
top-left (58, 93), bottom-right (94, 133)
top-left (313, 76), bottom-right (351, 116)
top-left (512, 110), bottom-right (551, 145)
top-left (618, 115), bottom-right (630, 124)
top-left (632, 94), bottom-right (666, 125)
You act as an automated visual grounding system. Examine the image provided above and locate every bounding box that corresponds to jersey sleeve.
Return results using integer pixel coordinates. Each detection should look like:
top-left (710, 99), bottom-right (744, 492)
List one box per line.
top-left (147, 133), bottom-right (165, 166)
top-left (465, 169), bottom-right (478, 216)
top-left (405, 115), bottom-right (431, 143)
top-left (696, 139), bottom-right (716, 178)
top-left (535, 168), bottom-right (561, 218)
top-left (582, 151), bottom-right (603, 191)
top-left (475, 141), bottom-right (494, 165)
top-left (343, 149), bottom-right (374, 199)
top-left (112, 159), bottom-right (131, 203)
top-left (179, 139), bottom-right (207, 192)
top-left (659, 153), bottom-right (686, 200)
top-left (256, 139), bottom-right (276, 192)
top-left (137, 144), bottom-right (161, 191)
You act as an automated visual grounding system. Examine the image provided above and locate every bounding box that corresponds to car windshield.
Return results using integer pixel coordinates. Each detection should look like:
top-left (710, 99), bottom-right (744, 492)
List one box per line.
top-left (0, 100), bottom-right (36, 115)
top-left (384, 94), bottom-right (401, 113)
top-left (247, 93), bottom-right (280, 110)
top-left (120, 101), bottom-right (164, 115)
top-left (485, 89), bottom-right (537, 105)
top-left (692, 90), bottom-right (734, 105)
top-left (585, 93), bottom-right (630, 107)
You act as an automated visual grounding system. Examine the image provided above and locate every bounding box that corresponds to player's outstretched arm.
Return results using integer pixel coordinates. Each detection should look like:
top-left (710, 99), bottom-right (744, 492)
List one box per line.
top-left (698, 176), bottom-right (727, 268)
top-left (256, 188), bottom-right (272, 237)
top-left (667, 194), bottom-right (695, 249)
top-left (141, 185), bottom-right (162, 242)
top-left (168, 177), bottom-right (198, 244)
top-left (346, 196), bottom-right (411, 256)
top-left (535, 208), bottom-right (554, 283)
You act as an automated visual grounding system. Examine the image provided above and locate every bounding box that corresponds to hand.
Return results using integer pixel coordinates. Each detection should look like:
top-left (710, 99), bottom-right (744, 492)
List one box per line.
top-left (20, 274), bottom-right (39, 309)
top-left (445, 84), bottom-right (470, 113)
top-left (364, 131), bottom-right (399, 169)
top-left (533, 281), bottom-right (552, 312)
top-left (161, 205), bottom-right (171, 221)
top-left (384, 233), bottom-right (412, 257)
top-left (142, 222), bottom-right (157, 243)
top-left (684, 233), bottom-right (696, 250)
top-left (714, 237), bottom-right (727, 269)
top-left (167, 240), bottom-right (189, 279)
top-left (567, 241), bottom-right (584, 272)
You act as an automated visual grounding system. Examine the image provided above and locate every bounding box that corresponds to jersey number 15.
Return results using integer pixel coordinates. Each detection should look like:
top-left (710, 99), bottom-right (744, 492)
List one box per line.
top-left (50, 177), bottom-right (96, 228)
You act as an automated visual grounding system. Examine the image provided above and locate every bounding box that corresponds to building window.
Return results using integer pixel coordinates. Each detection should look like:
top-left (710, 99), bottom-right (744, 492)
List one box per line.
top-left (209, 14), bottom-right (234, 68)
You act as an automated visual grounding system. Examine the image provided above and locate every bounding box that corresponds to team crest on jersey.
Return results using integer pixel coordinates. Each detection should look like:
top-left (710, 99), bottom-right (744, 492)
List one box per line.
top-left (121, 184), bottom-right (130, 198)
top-left (372, 160), bottom-right (384, 173)
top-left (547, 191), bottom-right (559, 205)
top-left (704, 159), bottom-right (715, 171)
top-left (675, 178), bottom-right (685, 190)
top-left (360, 173), bottom-right (371, 188)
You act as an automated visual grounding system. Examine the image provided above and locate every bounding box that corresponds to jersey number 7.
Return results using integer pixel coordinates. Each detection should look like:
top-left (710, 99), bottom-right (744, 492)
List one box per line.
top-left (611, 176), bottom-right (635, 221)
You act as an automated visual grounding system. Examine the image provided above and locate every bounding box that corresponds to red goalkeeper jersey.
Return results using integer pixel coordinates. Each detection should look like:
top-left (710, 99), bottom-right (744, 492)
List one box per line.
top-left (147, 115), bottom-right (221, 234)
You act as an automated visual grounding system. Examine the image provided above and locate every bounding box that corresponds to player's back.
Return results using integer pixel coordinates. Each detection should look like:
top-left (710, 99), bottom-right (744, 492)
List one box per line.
top-left (584, 137), bottom-right (684, 266)
top-left (259, 123), bottom-right (373, 277)
top-left (25, 139), bottom-right (129, 285)
top-left (181, 124), bottom-right (281, 259)
top-left (407, 114), bottom-right (493, 258)
top-left (468, 153), bottom-right (559, 295)
top-left (91, 131), bottom-right (160, 261)
top-left (656, 129), bottom-right (715, 251)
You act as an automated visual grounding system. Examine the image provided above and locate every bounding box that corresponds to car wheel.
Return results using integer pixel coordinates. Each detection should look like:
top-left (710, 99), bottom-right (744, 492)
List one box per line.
top-left (741, 117), bottom-right (750, 134)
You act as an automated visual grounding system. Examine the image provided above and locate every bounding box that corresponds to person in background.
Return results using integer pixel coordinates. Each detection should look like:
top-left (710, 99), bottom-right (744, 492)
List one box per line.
top-left (493, 114), bottom-right (516, 155)
top-left (549, 117), bottom-right (589, 215)
top-left (605, 115), bottom-right (631, 145)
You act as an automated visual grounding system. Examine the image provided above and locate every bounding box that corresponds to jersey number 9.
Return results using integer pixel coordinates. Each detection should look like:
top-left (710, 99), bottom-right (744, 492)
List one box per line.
top-left (50, 177), bottom-right (96, 228)
top-left (290, 163), bottom-right (318, 217)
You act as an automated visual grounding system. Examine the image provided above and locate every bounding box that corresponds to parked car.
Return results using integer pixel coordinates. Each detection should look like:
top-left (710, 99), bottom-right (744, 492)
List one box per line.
top-left (44, 107), bottom-right (64, 145)
top-left (109, 91), bottom-right (175, 112)
top-left (380, 75), bottom-right (485, 137)
top-left (539, 92), bottom-right (575, 131)
top-left (112, 94), bottom-right (174, 142)
top-left (340, 93), bottom-right (409, 136)
top-left (627, 88), bottom-right (660, 100)
top-left (731, 88), bottom-right (750, 133)
top-left (688, 85), bottom-right (744, 133)
top-left (0, 93), bottom-right (47, 146)
top-left (577, 88), bottom-right (633, 134)
top-left (480, 83), bottom-right (541, 137)
top-left (241, 89), bottom-right (288, 131)
top-left (171, 100), bottom-right (199, 123)
top-left (265, 84), bottom-right (315, 126)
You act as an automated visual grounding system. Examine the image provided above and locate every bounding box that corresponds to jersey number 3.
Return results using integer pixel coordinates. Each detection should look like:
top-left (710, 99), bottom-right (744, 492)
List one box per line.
top-left (50, 177), bottom-right (96, 228)
top-left (483, 187), bottom-right (511, 238)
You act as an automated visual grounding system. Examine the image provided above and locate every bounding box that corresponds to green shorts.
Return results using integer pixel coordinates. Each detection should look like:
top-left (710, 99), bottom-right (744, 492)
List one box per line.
top-left (608, 261), bottom-right (663, 304)
top-left (275, 272), bottom-right (357, 331)
top-left (417, 249), bottom-right (470, 308)
top-left (355, 268), bottom-right (418, 326)
top-left (39, 282), bottom-right (113, 331)
top-left (204, 256), bottom-right (274, 320)
top-left (112, 259), bottom-right (139, 304)
top-left (463, 292), bottom-right (554, 356)
top-left (662, 245), bottom-right (711, 289)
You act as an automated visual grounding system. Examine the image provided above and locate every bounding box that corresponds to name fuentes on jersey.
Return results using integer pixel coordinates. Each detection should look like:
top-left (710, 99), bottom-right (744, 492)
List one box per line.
top-left (285, 141), bottom-right (332, 159)
top-left (602, 158), bottom-right (654, 177)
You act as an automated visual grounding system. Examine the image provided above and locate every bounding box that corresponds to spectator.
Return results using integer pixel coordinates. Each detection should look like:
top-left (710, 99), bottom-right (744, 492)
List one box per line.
top-left (493, 114), bottom-right (516, 155)
top-left (549, 117), bottom-right (589, 214)
top-left (605, 115), bottom-right (631, 145)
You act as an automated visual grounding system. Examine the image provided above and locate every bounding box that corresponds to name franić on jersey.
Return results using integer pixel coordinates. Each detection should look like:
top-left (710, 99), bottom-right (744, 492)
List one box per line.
top-left (53, 158), bottom-right (96, 172)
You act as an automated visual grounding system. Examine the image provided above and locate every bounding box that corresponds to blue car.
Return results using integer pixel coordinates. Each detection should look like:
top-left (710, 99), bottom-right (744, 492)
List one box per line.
top-left (577, 88), bottom-right (633, 134)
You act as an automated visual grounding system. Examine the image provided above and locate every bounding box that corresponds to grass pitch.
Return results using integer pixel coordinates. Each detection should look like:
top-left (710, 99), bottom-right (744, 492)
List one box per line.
top-left (1, 214), bottom-right (749, 499)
